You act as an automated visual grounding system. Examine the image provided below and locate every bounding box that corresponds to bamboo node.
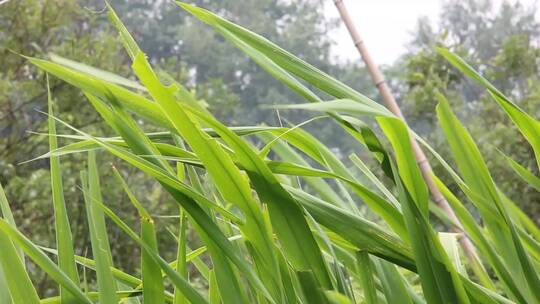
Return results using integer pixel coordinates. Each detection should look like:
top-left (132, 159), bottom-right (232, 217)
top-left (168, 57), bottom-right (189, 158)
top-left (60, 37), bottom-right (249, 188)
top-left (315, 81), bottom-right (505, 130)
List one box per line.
top-left (416, 158), bottom-right (428, 165)
top-left (375, 80), bottom-right (386, 87)
top-left (434, 196), bottom-right (446, 205)
top-left (354, 40), bottom-right (365, 47)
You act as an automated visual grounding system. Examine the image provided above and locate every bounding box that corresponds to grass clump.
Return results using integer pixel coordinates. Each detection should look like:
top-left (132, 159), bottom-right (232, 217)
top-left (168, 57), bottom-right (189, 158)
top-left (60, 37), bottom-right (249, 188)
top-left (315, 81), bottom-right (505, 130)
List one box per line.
top-left (1, 2), bottom-right (539, 304)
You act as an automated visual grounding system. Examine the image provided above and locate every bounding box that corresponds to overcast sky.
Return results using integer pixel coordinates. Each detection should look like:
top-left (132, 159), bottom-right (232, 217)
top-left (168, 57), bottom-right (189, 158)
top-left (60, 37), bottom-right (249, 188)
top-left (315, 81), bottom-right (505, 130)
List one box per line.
top-left (327, 0), bottom-right (538, 65)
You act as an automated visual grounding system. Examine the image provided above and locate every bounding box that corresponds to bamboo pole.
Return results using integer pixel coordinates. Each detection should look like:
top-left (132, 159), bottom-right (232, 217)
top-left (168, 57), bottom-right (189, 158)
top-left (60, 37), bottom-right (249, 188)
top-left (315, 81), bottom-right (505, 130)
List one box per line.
top-left (333, 0), bottom-right (479, 262)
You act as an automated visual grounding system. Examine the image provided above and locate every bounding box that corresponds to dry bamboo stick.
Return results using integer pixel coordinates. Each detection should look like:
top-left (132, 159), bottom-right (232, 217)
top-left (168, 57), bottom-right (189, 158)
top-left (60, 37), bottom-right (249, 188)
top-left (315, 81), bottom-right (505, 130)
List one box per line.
top-left (333, 0), bottom-right (479, 263)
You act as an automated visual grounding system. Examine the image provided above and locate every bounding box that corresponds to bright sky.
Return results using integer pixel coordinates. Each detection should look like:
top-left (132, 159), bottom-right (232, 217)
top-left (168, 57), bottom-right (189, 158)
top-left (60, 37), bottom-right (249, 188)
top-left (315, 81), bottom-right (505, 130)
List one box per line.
top-left (327, 0), bottom-right (538, 65)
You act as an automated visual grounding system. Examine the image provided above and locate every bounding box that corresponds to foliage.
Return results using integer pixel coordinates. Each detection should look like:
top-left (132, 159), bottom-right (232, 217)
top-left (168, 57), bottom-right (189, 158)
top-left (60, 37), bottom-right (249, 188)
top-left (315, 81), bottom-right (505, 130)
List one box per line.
top-left (1, 2), bottom-right (540, 304)
top-left (0, 0), bottom-right (351, 294)
top-left (400, 0), bottom-right (540, 219)
top-left (0, 1), bottom-right (132, 295)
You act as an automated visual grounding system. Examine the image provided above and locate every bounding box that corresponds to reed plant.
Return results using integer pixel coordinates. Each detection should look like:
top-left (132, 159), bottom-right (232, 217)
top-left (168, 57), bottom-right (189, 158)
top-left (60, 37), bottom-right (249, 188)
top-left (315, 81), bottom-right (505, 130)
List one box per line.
top-left (1, 3), bottom-right (539, 303)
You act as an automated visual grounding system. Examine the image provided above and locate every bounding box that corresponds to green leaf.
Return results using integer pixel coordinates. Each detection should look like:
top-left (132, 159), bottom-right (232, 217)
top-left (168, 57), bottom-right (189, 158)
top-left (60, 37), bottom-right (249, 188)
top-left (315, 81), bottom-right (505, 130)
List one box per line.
top-left (95, 201), bottom-right (208, 304)
top-left (140, 219), bottom-right (166, 304)
top-left (208, 270), bottom-right (220, 304)
top-left (176, 1), bottom-right (392, 159)
top-left (0, 220), bottom-right (39, 304)
top-left (436, 96), bottom-right (540, 303)
top-left (438, 47), bottom-right (540, 170)
top-left (117, 14), bottom-right (278, 298)
top-left (265, 160), bottom-right (406, 239)
top-left (106, 1), bottom-right (140, 60)
top-left (0, 183), bottom-right (17, 231)
top-left (438, 232), bottom-right (466, 276)
top-left (87, 90), bottom-right (247, 303)
top-left (0, 263), bottom-right (10, 304)
top-left (26, 56), bottom-right (171, 129)
top-left (0, 182), bottom-right (20, 304)
top-left (80, 151), bottom-right (117, 304)
top-left (49, 53), bottom-right (145, 91)
top-left (173, 209), bottom-right (188, 304)
top-left (503, 155), bottom-right (540, 192)
top-left (378, 116), bottom-right (469, 304)
top-left (47, 75), bottom-right (80, 302)
top-left (373, 259), bottom-right (414, 304)
top-left (287, 186), bottom-right (415, 271)
top-left (432, 176), bottom-right (524, 301)
top-left (258, 132), bottom-right (347, 208)
top-left (356, 251), bottom-right (378, 304)
top-left (376, 118), bottom-right (428, 217)
top-left (189, 106), bottom-right (333, 288)
top-left (60, 7), bottom-right (266, 293)
top-left (272, 99), bottom-right (392, 117)
top-left (39, 246), bottom-right (143, 289)
top-left (45, 110), bottom-right (253, 291)
top-left (112, 167), bottom-right (165, 304)
top-left (297, 271), bottom-right (330, 304)
top-left (39, 290), bottom-right (144, 304)
top-left (176, 2), bottom-right (387, 112)
top-left (349, 154), bottom-right (399, 208)
top-left (0, 219), bottom-right (92, 304)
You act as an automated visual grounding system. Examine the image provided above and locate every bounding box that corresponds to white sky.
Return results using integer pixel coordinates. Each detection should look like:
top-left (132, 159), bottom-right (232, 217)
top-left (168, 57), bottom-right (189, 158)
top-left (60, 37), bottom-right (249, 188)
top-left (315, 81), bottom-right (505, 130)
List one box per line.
top-left (327, 0), bottom-right (538, 65)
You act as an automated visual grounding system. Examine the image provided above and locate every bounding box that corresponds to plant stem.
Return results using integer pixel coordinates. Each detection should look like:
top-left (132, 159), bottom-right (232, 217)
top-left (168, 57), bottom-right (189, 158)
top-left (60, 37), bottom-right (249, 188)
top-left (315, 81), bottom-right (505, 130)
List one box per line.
top-left (333, 0), bottom-right (479, 266)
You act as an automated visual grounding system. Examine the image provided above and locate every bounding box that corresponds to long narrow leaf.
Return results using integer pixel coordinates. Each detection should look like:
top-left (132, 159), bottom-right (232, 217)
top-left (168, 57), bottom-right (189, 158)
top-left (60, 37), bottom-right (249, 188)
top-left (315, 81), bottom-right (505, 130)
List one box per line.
top-left (378, 116), bottom-right (469, 303)
top-left (438, 47), bottom-right (540, 170)
top-left (47, 75), bottom-right (80, 302)
top-left (80, 151), bottom-right (117, 304)
top-left (0, 219), bottom-right (91, 304)
top-left (0, 220), bottom-right (39, 304)
top-left (436, 96), bottom-right (540, 303)
top-left (112, 167), bottom-right (165, 304)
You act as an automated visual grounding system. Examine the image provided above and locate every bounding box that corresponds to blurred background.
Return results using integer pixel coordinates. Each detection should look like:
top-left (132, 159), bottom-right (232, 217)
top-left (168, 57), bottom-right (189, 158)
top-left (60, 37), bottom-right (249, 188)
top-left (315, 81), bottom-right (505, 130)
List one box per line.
top-left (1, 0), bottom-right (539, 296)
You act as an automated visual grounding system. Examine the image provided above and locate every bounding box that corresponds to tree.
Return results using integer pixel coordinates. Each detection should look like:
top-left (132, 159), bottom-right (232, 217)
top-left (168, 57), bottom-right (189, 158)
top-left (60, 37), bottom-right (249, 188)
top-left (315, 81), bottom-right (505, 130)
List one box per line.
top-left (400, 0), bottom-right (540, 219)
